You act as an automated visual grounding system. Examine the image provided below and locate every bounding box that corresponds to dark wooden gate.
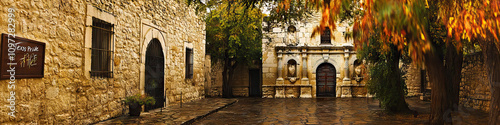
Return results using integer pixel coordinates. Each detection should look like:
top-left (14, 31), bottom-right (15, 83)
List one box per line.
top-left (249, 69), bottom-right (261, 97)
top-left (316, 63), bottom-right (336, 97)
top-left (145, 39), bottom-right (165, 111)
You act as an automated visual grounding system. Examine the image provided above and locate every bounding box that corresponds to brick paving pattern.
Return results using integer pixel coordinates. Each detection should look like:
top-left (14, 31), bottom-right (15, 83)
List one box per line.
top-left (95, 98), bottom-right (237, 125)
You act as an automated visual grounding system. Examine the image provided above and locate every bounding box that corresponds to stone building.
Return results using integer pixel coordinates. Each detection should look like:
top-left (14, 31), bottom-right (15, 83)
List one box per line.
top-left (0, 0), bottom-right (206, 124)
top-left (261, 13), bottom-right (368, 98)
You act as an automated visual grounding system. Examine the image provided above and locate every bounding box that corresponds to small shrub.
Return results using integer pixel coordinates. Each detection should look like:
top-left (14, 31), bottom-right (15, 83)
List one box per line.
top-left (124, 94), bottom-right (156, 106)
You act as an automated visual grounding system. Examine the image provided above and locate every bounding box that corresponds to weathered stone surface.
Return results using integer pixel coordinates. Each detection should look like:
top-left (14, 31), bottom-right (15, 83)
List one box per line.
top-left (402, 63), bottom-right (424, 97)
top-left (207, 61), bottom-right (261, 97)
top-left (459, 53), bottom-right (491, 112)
top-left (0, 0), bottom-right (206, 124)
top-left (401, 53), bottom-right (492, 112)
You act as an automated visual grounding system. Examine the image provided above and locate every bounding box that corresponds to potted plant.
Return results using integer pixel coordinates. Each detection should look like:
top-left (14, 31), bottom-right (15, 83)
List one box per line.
top-left (124, 94), bottom-right (156, 116)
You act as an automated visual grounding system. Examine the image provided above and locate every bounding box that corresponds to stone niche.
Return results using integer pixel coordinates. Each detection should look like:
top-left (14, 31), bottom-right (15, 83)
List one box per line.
top-left (286, 59), bottom-right (298, 84)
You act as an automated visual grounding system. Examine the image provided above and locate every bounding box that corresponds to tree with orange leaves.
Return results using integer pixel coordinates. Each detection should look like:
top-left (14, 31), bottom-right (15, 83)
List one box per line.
top-left (352, 0), bottom-right (500, 124)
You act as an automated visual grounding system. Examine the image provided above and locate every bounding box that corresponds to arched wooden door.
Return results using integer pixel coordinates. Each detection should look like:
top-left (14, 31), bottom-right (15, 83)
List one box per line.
top-left (144, 39), bottom-right (164, 111)
top-left (316, 63), bottom-right (336, 97)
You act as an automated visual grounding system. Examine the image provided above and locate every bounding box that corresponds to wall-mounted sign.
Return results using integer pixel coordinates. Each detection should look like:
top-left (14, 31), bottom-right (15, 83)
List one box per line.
top-left (0, 34), bottom-right (46, 79)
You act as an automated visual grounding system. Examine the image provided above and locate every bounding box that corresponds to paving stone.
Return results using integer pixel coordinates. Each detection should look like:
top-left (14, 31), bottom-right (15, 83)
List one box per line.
top-left (193, 97), bottom-right (489, 124)
top-left (95, 98), bottom-right (236, 125)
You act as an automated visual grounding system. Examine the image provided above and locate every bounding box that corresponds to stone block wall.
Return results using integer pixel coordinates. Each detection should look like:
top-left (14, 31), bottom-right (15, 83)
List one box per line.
top-left (460, 53), bottom-right (491, 112)
top-left (232, 87), bottom-right (249, 97)
top-left (207, 61), bottom-right (257, 97)
top-left (0, 0), bottom-right (205, 124)
top-left (207, 61), bottom-right (223, 97)
top-left (402, 63), bottom-right (423, 97)
top-left (352, 86), bottom-right (368, 97)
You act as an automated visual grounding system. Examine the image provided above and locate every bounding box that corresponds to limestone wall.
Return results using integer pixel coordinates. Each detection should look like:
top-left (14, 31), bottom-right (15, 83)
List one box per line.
top-left (207, 61), bottom-right (223, 97)
top-left (460, 53), bottom-right (491, 112)
top-left (402, 63), bottom-right (423, 97)
top-left (207, 62), bottom-right (258, 97)
top-left (0, 0), bottom-right (206, 124)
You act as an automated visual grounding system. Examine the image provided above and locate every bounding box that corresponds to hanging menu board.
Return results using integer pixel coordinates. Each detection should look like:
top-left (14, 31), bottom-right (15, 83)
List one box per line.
top-left (0, 33), bottom-right (45, 79)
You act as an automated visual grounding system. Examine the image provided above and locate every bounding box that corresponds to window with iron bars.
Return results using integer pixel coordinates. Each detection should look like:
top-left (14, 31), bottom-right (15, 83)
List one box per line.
top-left (185, 48), bottom-right (193, 79)
top-left (321, 27), bottom-right (331, 44)
top-left (90, 17), bottom-right (114, 78)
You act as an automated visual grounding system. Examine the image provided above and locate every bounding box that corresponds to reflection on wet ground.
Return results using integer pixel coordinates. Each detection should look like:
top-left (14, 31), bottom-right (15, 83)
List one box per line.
top-left (194, 97), bottom-right (489, 125)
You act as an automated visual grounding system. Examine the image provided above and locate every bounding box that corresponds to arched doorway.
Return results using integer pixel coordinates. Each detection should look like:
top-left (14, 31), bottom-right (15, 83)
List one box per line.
top-left (144, 39), bottom-right (165, 111)
top-left (316, 63), bottom-right (336, 97)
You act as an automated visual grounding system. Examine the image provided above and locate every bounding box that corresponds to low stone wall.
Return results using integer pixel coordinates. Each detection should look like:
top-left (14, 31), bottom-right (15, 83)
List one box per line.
top-left (207, 86), bottom-right (222, 97)
top-left (352, 86), bottom-right (368, 97)
top-left (262, 86), bottom-right (275, 98)
top-left (459, 53), bottom-right (491, 112)
top-left (233, 86), bottom-right (249, 97)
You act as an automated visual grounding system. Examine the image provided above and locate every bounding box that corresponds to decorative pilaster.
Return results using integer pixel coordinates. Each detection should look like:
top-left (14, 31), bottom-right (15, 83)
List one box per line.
top-left (276, 50), bottom-right (285, 98)
top-left (301, 49), bottom-right (308, 82)
top-left (300, 49), bottom-right (311, 98)
top-left (341, 44), bottom-right (353, 98)
top-left (343, 48), bottom-right (350, 81)
top-left (277, 50), bottom-right (284, 82)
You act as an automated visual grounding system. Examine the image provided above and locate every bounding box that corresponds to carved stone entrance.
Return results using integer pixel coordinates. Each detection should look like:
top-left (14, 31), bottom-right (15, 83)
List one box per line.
top-left (316, 63), bottom-right (336, 97)
top-left (144, 39), bottom-right (165, 111)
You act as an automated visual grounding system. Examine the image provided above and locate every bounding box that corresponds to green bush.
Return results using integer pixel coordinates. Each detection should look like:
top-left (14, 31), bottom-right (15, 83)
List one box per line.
top-left (124, 94), bottom-right (156, 106)
top-left (366, 61), bottom-right (409, 112)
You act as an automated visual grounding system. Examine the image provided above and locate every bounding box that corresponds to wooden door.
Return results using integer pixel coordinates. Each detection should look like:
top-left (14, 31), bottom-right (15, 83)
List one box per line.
top-left (144, 39), bottom-right (165, 111)
top-left (316, 63), bottom-right (336, 97)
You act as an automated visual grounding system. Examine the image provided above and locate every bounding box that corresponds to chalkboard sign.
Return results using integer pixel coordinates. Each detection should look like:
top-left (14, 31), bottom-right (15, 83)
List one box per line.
top-left (0, 34), bottom-right (45, 79)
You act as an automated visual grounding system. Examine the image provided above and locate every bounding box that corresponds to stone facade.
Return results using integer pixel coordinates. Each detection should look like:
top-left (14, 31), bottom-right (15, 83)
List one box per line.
top-left (261, 13), bottom-right (368, 98)
top-left (460, 53), bottom-right (491, 112)
top-left (0, 0), bottom-right (206, 124)
top-left (207, 62), bottom-right (261, 97)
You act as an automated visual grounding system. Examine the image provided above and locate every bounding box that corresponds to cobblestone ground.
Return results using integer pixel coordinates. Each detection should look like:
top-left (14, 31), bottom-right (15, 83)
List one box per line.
top-left (96, 98), bottom-right (237, 125)
top-left (193, 97), bottom-right (489, 125)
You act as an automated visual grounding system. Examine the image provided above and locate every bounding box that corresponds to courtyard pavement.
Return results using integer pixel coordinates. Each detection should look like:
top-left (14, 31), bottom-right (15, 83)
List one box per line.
top-left (95, 98), bottom-right (237, 125)
top-left (193, 97), bottom-right (489, 125)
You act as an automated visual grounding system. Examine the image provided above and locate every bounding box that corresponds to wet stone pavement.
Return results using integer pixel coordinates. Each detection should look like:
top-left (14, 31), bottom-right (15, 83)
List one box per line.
top-left (193, 97), bottom-right (489, 125)
top-left (95, 98), bottom-right (237, 125)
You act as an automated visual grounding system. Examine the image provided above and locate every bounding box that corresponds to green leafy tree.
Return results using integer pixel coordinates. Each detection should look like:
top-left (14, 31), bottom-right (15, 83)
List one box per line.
top-left (204, 0), bottom-right (263, 97)
top-left (358, 28), bottom-right (411, 113)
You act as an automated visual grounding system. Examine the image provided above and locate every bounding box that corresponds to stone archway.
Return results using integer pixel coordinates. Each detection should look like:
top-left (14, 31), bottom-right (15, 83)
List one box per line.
top-left (144, 39), bottom-right (165, 111)
top-left (139, 22), bottom-right (169, 107)
top-left (316, 63), bottom-right (336, 97)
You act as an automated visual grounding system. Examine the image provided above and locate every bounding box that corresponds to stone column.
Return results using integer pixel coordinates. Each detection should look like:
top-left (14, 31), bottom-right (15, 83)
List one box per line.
top-left (277, 50), bottom-right (284, 82)
top-left (300, 48), bottom-right (311, 98)
top-left (341, 45), bottom-right (353, 98)
top-left (343, 48), bottom-right (350, 81)
top-left (275, 50), bottom-right (285, 98)
top-left (301, 49), bottom-right (308, 81)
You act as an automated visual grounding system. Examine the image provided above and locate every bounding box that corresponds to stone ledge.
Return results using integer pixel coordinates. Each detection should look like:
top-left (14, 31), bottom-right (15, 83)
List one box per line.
top-left (263, 84), bottom-right (312, 87)
top-left (340, 84), bottom-right (365, 87)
